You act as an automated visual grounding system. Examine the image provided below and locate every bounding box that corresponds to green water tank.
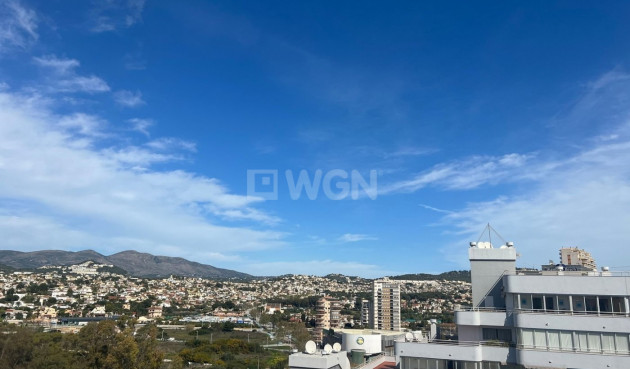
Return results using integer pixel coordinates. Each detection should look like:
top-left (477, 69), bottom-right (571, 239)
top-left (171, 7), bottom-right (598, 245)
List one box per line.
top-left (350, 349), bottom-right (365, 365)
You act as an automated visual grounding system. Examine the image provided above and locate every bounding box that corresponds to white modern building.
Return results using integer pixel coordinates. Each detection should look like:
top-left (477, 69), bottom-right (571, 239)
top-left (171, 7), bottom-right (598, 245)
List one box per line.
top-left (395, 240), bottom-right (630, 369)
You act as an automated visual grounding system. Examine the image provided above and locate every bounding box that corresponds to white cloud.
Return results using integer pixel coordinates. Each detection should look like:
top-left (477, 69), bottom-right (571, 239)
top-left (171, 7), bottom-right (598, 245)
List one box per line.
top-left (58, 113), bottom-right (106, 137)
top-left (244, 260), bottom-right (393, 278)
top-left (338, 233), bottom-right (378, 243)
top-left (33, 55), bottom-right (80, 74)
top-left (128, 118), bottom-right (153, 136)
top-left (114, 90), bottom-right (145, 107)
top-left (33, 55), bottom-right (110, 93)
top-left (383, 147), bottom-right (436, 159)
top-left (147, 137), bottom-right (197, 152)
top-left (0, 0), bottom-right (38, 53)
top-left (211, 207), bottom-right (282, 225)
top-left (434, 70), bottom-right (630, 270)
top-left (381, 153), bottom-right (536, 194)
top-left (90, 0), bottom-right (146, 33)
top-left (0, 90), bottom-right (284, 261)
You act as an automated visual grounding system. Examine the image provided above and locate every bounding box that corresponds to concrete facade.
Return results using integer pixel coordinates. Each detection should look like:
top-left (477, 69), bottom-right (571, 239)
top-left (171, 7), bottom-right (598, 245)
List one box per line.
top-left (395, 240), bottom-right (630, 369)
top-left (372, 279), bottom-right (401, 331)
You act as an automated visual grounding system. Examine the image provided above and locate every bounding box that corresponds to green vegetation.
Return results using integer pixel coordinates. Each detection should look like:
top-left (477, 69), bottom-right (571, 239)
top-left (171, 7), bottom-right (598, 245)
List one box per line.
top-left (0, 320), bottom-right (292, 369)
top-left (401, 291), bottom-right (451, 302)
top-left (0, 321), bottom-right (166, 369)
top-left (390, 270), bottom-right (471, 282)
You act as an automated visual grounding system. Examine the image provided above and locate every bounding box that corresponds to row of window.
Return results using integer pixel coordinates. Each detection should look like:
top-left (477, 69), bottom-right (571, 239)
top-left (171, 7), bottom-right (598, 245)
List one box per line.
top-left (515, 294), bottom-right (627, 314)
top-left (518, 328), bottom-right (630, 354)
top-left (400, 357), bottom-right (506, 369)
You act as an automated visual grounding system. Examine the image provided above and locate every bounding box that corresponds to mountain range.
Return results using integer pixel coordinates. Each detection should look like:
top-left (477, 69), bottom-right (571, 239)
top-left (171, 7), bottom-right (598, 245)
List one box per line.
top-left (0, 250), bottom-right (250, 279)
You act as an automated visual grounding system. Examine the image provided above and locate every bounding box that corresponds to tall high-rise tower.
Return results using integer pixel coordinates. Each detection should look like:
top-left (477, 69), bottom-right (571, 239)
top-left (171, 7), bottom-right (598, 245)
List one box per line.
top-left (371, 278), bottom-right (401, 331)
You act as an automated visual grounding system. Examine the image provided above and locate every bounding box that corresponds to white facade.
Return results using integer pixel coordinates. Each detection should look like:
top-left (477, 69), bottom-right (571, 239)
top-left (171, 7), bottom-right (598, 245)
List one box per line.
top-left (395, 240), bottom-right (630, 369)
top-left (341, 333), bottom-right (382, 355)
top-left (289, 351), bottom-right (351, 369)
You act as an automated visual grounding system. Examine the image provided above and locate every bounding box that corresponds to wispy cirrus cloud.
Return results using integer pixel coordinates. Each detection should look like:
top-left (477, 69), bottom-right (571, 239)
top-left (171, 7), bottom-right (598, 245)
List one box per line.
top-left (430, 68), bottom-right (630, 269)
top-left (127, 118), bottom-right (153, 136)
top-left (114, 90), bottom-right (145, 107)
top-left (89, 0), bottom-right (146, 33)
top-left (33, 55), bottom-right (110, 93)
top-left (147, 137), bottom-right (197, 152)
top-left (381, 152), bottom-right (536, 194)
top-left (338, 233), bottom-right (378, 243)
top-left (0, 0), bottom-right (38, 53)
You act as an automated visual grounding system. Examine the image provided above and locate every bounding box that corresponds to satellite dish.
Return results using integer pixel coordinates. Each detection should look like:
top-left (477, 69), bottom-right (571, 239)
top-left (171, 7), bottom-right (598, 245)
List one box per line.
top-left (324, 344), bottom-right (333, 354)
top-left (305, 341), bottom-right (317, 354)
top-left (333, 343), bottom-right (341, 352)
top-left (405, 332), bottom-right (413, 342)
top-left (412, 331), bottom-right (422, 341)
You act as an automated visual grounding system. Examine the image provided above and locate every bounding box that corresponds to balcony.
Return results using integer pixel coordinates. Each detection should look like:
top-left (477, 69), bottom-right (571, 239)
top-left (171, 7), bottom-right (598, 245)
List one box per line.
top-left (455, 308), bottom-right (510, 327)
top-left (396, 340), bottom-right (511, 363)
top-left (516, 348), bottom-right (630, 369)
top-left (513, 310), bottom-right (630, 332)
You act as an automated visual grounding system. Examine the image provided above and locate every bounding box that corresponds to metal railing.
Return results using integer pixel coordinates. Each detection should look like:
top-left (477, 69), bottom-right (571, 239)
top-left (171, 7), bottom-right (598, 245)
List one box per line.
top-left (513, 308), bottom-right (629, 317)
top-left (421, 339), bottom-right (513, 348)
top-left (456, 306), bottom-right (629, 317)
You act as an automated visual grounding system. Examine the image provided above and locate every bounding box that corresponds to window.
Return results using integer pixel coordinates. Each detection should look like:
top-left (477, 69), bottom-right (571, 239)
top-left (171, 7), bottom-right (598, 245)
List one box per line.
top-left (548, 331), bottom-right (560, 350)
top-left (602, 333), bottom-right (615, 353)
top-left (612, 297), bottom-right (625, 313)
top-left (483, 328), bottom-right (511, 342)
top-left (573, 296), bottom-right (585, 312)
top-left (532, 296), bottom-right (543, 310)
top-left (545, 296), bottom-right (555, 310)
top-left (577, 332), bottom-right (588, 352)
top-left (520, 329), bottom-right (534, 348)
top-left (559, 331), bottom-right (573, 351)
top-left (587, 333), bottom-right (601, 352)
top-left (616, 334), bottom-right (630, 354)
top-left (534, 330), bottom-right (546, 349)
top-left (557, 296), bottom-right (568, 310)
top-left (585, 297), bottom-right (598, 313)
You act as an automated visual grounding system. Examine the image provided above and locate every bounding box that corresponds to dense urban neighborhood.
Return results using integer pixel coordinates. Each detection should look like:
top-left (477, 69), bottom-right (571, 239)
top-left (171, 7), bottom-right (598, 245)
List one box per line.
top-left (0, 261), bottom-right (471, 328)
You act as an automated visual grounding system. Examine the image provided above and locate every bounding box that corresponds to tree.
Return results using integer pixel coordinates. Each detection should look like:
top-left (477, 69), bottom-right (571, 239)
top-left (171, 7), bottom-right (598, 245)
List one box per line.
top-left (136, 324), bottom-right (164, 369)
top-left (221, 321), bottom-right (235, 332)
top-left (105, 332), bottom-right (139, 369)
top-left (0, 326), bottom-right (34, 368)
top-left (276, 321), bottom-right (311, 350)
top-left (78, 320), bottom-right (119, 368)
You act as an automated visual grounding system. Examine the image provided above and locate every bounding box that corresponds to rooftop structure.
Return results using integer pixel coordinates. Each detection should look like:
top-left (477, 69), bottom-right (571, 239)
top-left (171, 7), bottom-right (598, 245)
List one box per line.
top-left (395, 238), bottom-right (630, 369)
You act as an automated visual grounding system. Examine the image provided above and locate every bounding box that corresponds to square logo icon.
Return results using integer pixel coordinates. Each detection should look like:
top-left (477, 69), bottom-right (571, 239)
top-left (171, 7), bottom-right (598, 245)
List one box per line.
top-left (247, 169), bottom-right (278, 200)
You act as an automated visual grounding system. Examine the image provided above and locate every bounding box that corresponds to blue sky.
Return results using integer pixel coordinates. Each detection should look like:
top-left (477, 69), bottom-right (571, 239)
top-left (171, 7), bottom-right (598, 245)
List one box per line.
top-left (3, 1), bottom-right (630, 277)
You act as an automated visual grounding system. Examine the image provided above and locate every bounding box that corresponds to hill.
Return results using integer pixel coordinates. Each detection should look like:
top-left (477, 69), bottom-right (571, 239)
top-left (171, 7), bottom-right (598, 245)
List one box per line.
top-left (389, 270), bottom-right (471, 282)
top-left (0, 250), bottom-right (250, 279)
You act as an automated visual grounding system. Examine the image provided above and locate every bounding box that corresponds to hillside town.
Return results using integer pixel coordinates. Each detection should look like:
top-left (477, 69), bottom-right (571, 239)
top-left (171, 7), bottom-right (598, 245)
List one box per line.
top-left (0, 261), bottom-right (471, 329)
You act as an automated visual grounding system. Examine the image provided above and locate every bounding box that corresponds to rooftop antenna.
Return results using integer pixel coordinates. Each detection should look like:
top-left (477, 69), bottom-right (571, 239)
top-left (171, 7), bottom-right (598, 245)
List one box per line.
top-left (324, 344), bottom-right (333, 354)
top-left (476, 223), bottom-right (508, 245)
top-left (332, 343), bottom-right (341, 352)
top-left (305, 340), bottom-right (317, 354)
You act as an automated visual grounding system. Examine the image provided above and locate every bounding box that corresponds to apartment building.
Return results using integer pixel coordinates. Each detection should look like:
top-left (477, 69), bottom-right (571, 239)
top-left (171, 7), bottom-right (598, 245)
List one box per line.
top-left (372, 278), bottom-right (401, 331)
top-left (395, 240), bottom-right (630, 369)
top-left (314, 296), bottom-right (343, 342)
top-left (560, 247), bottom-right (597, 271)
top-left (360, 299), bottom-right (371, 326)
